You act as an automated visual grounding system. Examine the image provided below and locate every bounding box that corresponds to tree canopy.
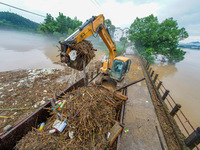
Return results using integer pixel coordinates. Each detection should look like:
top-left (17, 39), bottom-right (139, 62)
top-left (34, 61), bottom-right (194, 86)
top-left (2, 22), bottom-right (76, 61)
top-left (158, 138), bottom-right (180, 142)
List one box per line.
top-left (129, 14), bottom-right (188, 63)
top-left (39, 13), bottom-right (82, 37)
top-left (0, 12), bottom-right (39, 32)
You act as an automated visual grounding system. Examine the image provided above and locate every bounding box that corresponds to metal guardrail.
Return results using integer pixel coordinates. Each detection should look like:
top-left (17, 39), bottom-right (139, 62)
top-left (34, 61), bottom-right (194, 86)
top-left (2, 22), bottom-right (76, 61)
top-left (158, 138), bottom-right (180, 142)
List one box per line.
top-left (141, 56), bottom-right (200, 150)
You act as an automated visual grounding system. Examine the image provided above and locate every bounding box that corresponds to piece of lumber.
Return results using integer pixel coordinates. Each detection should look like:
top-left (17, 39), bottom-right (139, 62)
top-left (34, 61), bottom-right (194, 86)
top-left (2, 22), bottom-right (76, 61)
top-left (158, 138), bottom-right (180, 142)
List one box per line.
top-left (108, 122), bottom-right (123, 146)
top-left (104, 100), bottom-right (114, 106)
top-left (101, 85), bottom-right (127, 100)
top-left (115, 77), bottom-right (145, 91)
top-left (114, 91), bottom-right (128, 101)
top-left (101, 85), bottom-right (114, 92)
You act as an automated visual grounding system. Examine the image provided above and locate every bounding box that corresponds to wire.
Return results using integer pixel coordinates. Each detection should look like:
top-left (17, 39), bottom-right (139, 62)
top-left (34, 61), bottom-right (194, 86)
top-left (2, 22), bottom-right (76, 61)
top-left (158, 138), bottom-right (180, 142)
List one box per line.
top-left (0, 1), bottom-right (45, 18)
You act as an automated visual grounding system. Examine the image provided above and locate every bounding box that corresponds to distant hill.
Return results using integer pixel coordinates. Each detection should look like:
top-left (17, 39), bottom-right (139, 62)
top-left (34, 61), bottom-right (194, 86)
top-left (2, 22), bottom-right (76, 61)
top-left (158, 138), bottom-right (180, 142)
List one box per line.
top-left (179, 41), bottom-right (200, 49)
top-left (0, 12), bottom-right (40, 32)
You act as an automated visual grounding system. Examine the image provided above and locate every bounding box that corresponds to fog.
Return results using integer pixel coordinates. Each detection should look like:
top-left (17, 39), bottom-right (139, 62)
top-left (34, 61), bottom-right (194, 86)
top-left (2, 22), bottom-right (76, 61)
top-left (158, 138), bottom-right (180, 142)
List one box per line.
top-left (0, 30), bottom-right (62, 72)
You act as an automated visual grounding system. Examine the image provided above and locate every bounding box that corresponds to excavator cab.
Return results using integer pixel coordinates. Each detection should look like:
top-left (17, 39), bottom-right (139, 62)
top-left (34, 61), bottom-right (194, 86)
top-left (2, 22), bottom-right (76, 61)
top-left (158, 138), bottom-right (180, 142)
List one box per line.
top-left (110, 56), bottom-right (131, 81)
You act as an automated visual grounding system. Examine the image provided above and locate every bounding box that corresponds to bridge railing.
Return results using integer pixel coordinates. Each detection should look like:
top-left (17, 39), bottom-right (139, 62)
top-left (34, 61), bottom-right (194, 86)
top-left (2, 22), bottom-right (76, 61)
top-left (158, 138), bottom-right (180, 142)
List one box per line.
top-left (140, 56), bottom-right (200, 150)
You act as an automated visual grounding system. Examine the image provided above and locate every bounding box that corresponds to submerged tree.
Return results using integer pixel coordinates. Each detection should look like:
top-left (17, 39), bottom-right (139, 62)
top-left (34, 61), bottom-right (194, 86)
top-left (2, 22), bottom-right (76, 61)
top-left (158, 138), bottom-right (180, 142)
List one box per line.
top-left (128, 14), bottom-right (188, 63)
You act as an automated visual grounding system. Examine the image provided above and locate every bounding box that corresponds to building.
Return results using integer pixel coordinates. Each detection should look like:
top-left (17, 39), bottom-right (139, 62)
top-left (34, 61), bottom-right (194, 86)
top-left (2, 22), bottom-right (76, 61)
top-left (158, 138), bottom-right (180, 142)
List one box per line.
top-left (113, 27), bottom-right (123, 42)
top-left (113, 27), bottom-right (129, 42)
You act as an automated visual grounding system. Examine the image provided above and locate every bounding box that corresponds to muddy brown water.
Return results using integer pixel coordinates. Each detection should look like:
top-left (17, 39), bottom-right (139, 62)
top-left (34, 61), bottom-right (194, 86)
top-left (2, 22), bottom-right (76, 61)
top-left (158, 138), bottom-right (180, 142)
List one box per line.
top-left (152, 48), bottom-right (200, 135)
top-left (0, 30), bottom-right (63, 72)
top-left (0, 30), bottom-right (106, 72)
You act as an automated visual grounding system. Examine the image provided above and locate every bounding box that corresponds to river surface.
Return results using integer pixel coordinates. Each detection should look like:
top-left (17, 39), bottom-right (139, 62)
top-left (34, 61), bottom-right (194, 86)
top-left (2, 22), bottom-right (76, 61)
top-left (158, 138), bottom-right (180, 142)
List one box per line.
top-left (0, 30), bottom-right (106, 72)
top-left (152, 48), bottom-right (200, 133)
top-left (0, 30), bottom-right (65, 72)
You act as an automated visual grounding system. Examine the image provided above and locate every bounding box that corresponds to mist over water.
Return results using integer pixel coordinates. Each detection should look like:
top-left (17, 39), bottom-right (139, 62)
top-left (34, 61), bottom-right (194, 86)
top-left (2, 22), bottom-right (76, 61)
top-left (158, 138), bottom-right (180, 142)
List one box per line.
top-left (152, 48), bottom-right (200, 134)
top-left (0, 30), bottom-right (62, 72)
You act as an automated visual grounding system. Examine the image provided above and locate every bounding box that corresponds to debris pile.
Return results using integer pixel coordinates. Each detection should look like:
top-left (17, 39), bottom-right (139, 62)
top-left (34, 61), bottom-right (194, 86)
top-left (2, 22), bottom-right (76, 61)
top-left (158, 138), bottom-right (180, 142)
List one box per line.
top-left (0, 59), bottom-right (101, 135)
top-left (0, 68), bottom-right (68, 133)
top-left (67, 40), bottom-right (96, 71)
top-left (15, 85), bottom-right (122, 150)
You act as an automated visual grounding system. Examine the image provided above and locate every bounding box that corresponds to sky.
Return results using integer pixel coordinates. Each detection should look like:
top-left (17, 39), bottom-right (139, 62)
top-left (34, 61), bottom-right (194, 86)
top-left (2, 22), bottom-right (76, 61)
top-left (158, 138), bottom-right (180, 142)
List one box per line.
top-left (0, 0), bottom-right (200, 42)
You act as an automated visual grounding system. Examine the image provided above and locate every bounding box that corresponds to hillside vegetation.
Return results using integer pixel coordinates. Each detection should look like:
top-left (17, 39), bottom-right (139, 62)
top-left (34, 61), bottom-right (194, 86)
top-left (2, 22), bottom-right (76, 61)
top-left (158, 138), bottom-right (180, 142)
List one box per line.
top-left (0, 12), bottom-right (39, 32)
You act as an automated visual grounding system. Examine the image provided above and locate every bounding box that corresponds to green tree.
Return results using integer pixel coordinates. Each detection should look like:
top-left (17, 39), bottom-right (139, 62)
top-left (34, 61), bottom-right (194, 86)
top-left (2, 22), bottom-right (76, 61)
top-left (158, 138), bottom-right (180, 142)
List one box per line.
top-left (0, 12), bottom-right (39, 32)
top-left (39, 13), bottom-right (56, 34)
top-left (39, 13), bottom-right (82, 36)
top-left (105, 19), bottom-right (115, 38)
top-left (129, 14), bottom-right (188, 63)
top-left (120, 37), bottom-right (128, 53)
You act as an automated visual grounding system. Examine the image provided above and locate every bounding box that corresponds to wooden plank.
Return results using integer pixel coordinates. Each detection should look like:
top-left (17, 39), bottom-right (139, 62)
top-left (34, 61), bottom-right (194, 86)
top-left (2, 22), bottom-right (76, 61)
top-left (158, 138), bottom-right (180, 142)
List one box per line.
top-left (114, 91), bottom-right (128, 101)
top-left (101, 85), bottom-right (128, 101)
top-left (108, 122), bottom-right (123, 146)
top-left (104, 100), bottom-right (114, 106)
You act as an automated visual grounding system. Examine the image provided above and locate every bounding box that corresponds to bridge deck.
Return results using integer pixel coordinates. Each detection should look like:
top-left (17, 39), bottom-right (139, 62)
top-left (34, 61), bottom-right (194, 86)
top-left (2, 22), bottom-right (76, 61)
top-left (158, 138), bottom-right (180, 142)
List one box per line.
top-left (119, 52), bottom-right (167, 150)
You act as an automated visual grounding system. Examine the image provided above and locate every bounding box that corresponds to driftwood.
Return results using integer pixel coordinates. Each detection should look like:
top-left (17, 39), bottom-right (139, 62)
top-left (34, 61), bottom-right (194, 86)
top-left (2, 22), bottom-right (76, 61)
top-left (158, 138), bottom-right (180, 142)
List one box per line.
top-left (15, 85), bottom-right (122, 150)
top-left (101, 85), bottom-right (128, 101)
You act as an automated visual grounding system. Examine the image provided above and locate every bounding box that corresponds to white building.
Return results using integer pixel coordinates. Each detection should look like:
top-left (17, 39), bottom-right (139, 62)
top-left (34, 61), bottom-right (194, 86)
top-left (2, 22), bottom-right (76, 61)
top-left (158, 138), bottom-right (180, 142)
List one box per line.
top-left (114, 27), bottom-right (123, 42)
top-left (114, 27), bottom-right (129, 42)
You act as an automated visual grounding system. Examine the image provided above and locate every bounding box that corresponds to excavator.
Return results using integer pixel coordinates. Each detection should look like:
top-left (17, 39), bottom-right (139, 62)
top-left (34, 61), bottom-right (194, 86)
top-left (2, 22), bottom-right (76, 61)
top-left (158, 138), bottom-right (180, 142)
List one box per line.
top-left (59, 14), bottom-right (131, 82)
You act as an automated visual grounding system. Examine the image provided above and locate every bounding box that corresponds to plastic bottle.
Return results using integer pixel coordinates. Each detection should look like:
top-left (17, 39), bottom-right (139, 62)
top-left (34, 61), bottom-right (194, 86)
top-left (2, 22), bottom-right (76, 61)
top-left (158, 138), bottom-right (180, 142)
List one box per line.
top-left (49, 129), bottom-right (57, 133)
top-left (57, 101), bottom-right (62, 107)
top-left (39, 122), bottom-right (45, 130)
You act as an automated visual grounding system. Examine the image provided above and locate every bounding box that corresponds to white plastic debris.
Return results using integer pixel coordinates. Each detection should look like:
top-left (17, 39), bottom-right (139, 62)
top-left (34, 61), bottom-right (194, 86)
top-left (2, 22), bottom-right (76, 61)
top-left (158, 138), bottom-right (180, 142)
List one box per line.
top-left (53, 119), bottom-right (62, 129)
top-left (107, 132), bottom-right (111, 139)
top-left (3, 125), bottom-right (12, 132)
top-left (69, 131), bottom-right (74, 139)
top-left (37, 100), bottom-right (46, 106)
top-left (9, 88), bottom-right (13, 92)
top-left (49, 129), bottom-right (57, 133)
top-left (43, 90), bottom-right (47, 93)
top-left (52, 119), bottom-right (68, 132)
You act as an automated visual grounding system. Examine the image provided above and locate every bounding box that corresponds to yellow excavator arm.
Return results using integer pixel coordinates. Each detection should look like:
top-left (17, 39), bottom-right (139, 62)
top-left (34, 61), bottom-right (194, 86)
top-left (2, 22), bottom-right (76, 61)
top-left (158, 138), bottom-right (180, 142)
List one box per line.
top-left (60, 14), bottom-right (116, 72)
top-left (59, 14), bottom-right (131, 81)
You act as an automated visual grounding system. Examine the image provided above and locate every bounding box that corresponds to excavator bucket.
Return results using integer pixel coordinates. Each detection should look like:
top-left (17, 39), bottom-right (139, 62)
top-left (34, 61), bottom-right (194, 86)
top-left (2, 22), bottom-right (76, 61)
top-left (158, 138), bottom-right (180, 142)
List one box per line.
top-left (60, 40), bottom-right (96, 71)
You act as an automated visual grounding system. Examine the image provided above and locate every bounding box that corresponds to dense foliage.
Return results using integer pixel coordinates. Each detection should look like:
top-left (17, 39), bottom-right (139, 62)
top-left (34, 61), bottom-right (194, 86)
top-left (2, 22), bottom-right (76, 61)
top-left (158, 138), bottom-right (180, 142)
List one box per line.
top-left (129, 14), bottom-right (189, 63)
top-left (0, 12), bottom-right (39, 32)
top-left (39, 13), bottom-right (82, 38)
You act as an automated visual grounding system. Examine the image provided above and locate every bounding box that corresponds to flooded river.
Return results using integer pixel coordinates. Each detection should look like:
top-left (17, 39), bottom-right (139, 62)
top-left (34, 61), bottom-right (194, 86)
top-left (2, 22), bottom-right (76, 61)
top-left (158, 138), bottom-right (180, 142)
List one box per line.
top-left (0, 30), bottom-right (106, 72)
top-left (0, 30), bottom-right (63, 72)
top-left (152, 48), bottom-right (200, 132)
